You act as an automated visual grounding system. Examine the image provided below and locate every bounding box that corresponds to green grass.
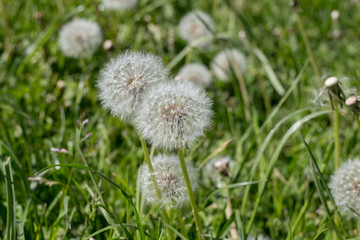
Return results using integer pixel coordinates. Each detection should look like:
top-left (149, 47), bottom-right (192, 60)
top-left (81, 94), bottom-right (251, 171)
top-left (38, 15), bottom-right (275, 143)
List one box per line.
top-left (2, 0), bottom-right (360, 239)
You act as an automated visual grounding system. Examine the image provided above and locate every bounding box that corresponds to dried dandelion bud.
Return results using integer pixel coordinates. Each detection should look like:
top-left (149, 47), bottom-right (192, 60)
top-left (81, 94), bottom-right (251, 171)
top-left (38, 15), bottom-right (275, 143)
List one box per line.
top-left (178, 10), bottom-right (215, 46)
top-left (138, 154), bottom-right (198, 206)
top-left (325, 76), bottom-right (345, 104)
top-left (346, 96), bottom-right (360, 116)
top-left (97, 51), bottom-right (169, 120)
top-left (211, 49), bottom-right (248, 82)
top-left (215, 157), bottom-right (231, 177)
top-left (59, 18), bottom-right (102, 58)
top-left (102, 0), bottom-right (137, 11)
top-left (177, 63), bottom-right (212, 88)
top-left (134, 81), bottom-right (213, 150)
top-left (329, 159), bottom-right (360, 217)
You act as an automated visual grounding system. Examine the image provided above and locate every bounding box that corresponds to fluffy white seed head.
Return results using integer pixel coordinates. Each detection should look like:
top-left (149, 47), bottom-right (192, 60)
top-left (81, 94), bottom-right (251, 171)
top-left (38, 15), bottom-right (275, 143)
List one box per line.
top-left (59, 18), bottom-right (102, 58)
top-left (135, 81), bottom-right (213, 150)
top-left (178, 10), bottom-right (215, 46)
top-left (138, 154), bottom-right (198, 207)
top-left (329, 159), bottom-right (360, 217)
top-left (211, 49), bottom-right (248, 82)
top-left (97, 51), bottom-right (169, 120)
top-left (177, 63), bottom-right (212, 88)
top-left (102, 0), bottom-right (137, 11)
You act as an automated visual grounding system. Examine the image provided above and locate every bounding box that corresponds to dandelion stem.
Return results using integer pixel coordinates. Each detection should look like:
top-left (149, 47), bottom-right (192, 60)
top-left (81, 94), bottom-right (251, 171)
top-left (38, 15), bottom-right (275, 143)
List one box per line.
top-left (178, 148), bottom-right (204, 240)
top-left (222, 179), bottom-right (240, 240)
top-left (333, 102), bottom-right (341, 168)
top-left (140, 138), bottom-right (174, 239)
top-left (352, 112), bottom-right (360, 135)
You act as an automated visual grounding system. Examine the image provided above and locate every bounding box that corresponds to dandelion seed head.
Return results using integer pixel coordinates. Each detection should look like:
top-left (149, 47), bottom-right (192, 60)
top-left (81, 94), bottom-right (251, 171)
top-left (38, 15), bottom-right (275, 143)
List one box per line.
top-left (135, 81), bottom-right (213, 150)
top-left (97, 51), bottom-right (169, 120)
top-left (59, 18), bottom-right (102, 58)
top-left (329, 159), bottom-right (360, 217)
top-left (177, 63), bottom-right (212, 88)
top-left (178, 10), bottom-right (215, 45)
top-left (102, 0), bottom-right (137, 11)
top-left (325, 76), bottom-right (339, 87)
top-left (211, 49), bottom-right (247, 82)
top-left (138, 154), bottom-right (198, 207)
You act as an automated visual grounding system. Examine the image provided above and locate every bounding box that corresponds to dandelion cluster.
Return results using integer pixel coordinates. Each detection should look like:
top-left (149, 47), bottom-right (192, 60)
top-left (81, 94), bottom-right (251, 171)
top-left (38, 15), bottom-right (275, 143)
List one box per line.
top-left (211, 49), bottom-right (248, 82)
top-left (177, 63), bottom-right (212, 88)
top-left (178, 10), bottom-right (215, 46)
top-left (138, 154), bottom-right (198, 206)
top-left (97, 51), bottom-right (169, 119)
top-left (329, 159), bottom-right (360, 217)
top-left (102, 0), bottom-right (137, 11)
top-left (58, 18), bottom-right (102, 58)
top-left (134, 81), bottom-right (213, 150)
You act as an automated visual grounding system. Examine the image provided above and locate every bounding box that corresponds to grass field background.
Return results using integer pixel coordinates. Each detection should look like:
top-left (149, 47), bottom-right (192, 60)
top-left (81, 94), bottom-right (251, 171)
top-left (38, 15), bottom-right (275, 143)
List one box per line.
top-left (1, 0), bottom-right (360, 239)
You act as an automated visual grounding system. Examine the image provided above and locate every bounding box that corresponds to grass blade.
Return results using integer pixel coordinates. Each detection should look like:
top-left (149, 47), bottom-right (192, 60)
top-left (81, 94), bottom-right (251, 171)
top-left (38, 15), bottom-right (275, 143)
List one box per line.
top-left (253, 47), bottom-right (285, 96)
top-left (35, 163), bottom-right (145, 240)
top-left (4, 157), bottom-right (16, 240)
top-left (245, 110), bottom-right (331, 234)
top-left (299, 133), bottom-right (344, 239)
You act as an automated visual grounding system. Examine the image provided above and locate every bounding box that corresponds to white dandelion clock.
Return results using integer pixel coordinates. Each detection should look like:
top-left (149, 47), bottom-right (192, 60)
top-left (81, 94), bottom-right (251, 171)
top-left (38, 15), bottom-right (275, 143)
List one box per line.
top-left (135, 81), bottom-right (213, 150)
top-left (97, 51), bottom-right (169, 120)
top-left (59, 18), bottom-right (102, 58)
top-left (138, 154), bottom-right (198, 206)
top-left (102, 0), bottom-right (137, 11)
top-left (211, 49), bottom-right (248, 82)
top-left (329, 159), bottom-right (360, 217)
top-left (178, 10), bottom-right (215, 46)
top-left (177, 63), bottom-right (212, 88)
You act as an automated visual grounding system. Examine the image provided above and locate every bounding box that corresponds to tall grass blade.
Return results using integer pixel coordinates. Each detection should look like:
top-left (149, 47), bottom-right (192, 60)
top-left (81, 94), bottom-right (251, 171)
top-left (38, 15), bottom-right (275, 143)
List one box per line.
top-left (299, 133), bottom-right (344, 239)
top-left (4, 157), bottom-right (16, 240)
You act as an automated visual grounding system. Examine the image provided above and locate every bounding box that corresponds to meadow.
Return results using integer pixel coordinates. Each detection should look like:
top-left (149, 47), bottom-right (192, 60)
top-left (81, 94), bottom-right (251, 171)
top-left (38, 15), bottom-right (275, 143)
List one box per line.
top-left (2, 0), bottom-right (360, 239)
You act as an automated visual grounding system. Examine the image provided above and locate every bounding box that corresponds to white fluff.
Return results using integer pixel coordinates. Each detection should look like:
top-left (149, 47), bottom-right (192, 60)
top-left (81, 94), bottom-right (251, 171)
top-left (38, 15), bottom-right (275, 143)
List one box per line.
top-left (138, 154), bottom-right (198, 207)
top-left (97, 51), bottom-right (169, 120)
top-left (177, 63), bottom-right (212, 88)
top-left (102, 0), bottom-right (137, 11)
top-left (135, 81), bottom-right (213, 150)
top-left (59, 18), bottom-right (102, 58)
top-left (211, 49), bottom-right (248, 82)
top-left (178, 10), bottom-right (215, 46)
top-left (329, 159), bottom-right (360, 217)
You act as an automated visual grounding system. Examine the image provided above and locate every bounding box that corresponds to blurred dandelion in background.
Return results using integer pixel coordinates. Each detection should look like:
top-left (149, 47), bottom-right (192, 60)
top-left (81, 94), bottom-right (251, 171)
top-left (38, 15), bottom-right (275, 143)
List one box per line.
top-left (178, 10), bottom-right (215, 47)
top-left (101, 0), bottom-right (137, 11)
top-left (177, 63), bottom-right (212, 88)
top-left (58, 18), bottom-right (102, 58)
top-left (211, 49), bottom-right (248, 82)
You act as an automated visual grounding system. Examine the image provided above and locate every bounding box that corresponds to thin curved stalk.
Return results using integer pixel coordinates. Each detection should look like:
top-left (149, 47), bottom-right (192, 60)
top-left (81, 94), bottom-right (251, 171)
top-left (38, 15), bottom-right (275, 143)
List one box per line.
top-left (178, 149), bottom-right (203, 240)
top-left (140, 138), bottom-right (174, 239)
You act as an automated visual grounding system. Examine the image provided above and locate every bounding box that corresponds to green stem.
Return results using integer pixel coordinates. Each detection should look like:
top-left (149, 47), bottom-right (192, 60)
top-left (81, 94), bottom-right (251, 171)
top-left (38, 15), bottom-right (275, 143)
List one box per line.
top-left (333, 103), bottom-right (341, 168)
top-left (178, 149), bottom-right (204, 240)
top-left (352, 112), bottom-right (360, 135)
top-left (140, 138), bottom-right (174, 239)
